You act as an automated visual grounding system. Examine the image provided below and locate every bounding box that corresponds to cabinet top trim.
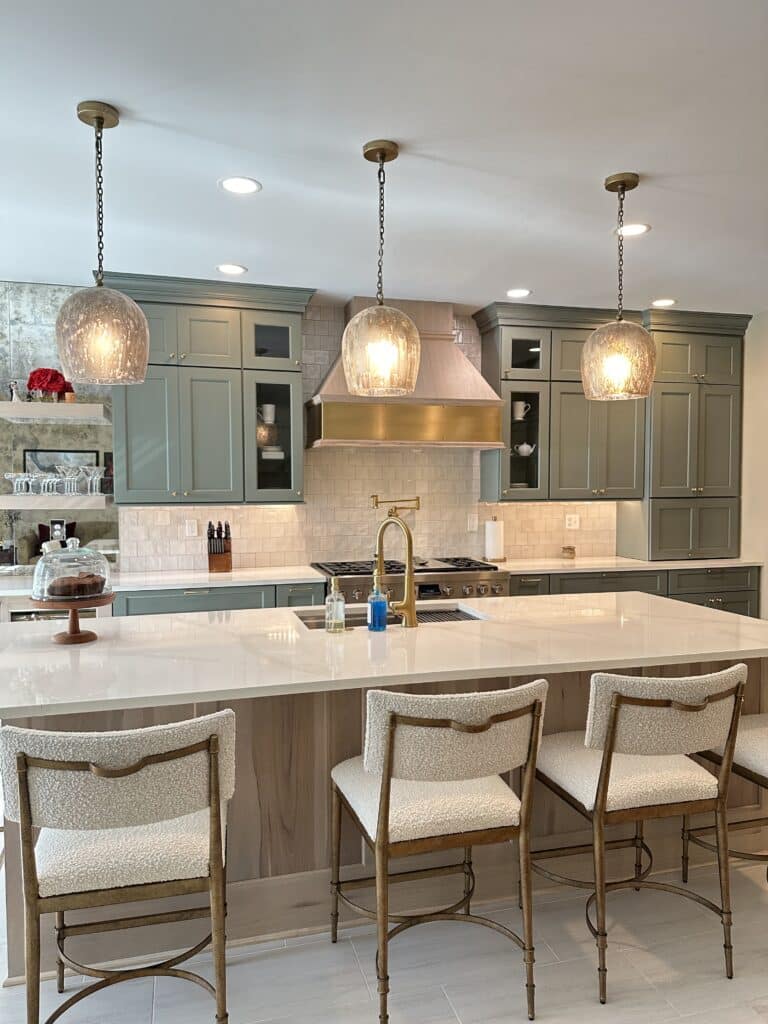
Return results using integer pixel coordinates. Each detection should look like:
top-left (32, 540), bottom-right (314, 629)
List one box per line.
top-left (643, 308), bottom-right (752, 335)
top-left (473, 302), bottom-right (642, 332)
top-left (100, 272), bottom-right (316, 313)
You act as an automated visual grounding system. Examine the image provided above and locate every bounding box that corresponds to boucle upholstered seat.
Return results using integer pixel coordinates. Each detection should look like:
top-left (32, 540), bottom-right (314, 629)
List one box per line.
top-left (717, 713), bottom-right (768, 779)
top-left (537, 731), bottom-right (719, 812)
top-left (331, 756), bottom-right (521, 842)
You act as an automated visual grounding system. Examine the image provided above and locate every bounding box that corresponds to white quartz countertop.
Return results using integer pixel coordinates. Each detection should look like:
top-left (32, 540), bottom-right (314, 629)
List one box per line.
top-left (2, 592), bottom-right (768, 719)
top-left (502, 556), bottom-right (762, 575)
top-left (0, 565), bottom-right (325, 598)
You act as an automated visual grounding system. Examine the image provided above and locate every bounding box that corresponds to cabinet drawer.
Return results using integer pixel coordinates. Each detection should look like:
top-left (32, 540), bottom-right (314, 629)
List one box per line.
top-left (671, 590), bottom-right (759, 618)
top-left (668, 566), bottom-right (759, 595)
top-left (113, 585), bottom-right (276, 616)
top-left (550, 571), bottom-right (667, 595)
top-left (275, 582), bottom-right (326, 606)
top-left (508, 574), bottom-right (550, 596)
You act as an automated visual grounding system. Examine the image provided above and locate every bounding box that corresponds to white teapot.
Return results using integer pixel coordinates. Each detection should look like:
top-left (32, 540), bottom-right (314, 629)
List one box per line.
top-left (513, 442), bottom-right (536, 457)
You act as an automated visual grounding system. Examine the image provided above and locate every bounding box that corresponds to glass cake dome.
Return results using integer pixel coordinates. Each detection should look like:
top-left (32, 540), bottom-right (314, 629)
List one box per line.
top-left (32, 537), bottom-right (112, 602)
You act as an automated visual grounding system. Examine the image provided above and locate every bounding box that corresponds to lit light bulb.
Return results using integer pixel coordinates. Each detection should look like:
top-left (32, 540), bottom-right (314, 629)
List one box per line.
top-left (601, 352), bottom-right (632, 392)
top-left (366, 338), bottom-right (399, 387)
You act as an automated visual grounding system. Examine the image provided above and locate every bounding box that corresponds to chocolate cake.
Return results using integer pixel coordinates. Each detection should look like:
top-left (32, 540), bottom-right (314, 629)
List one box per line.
top-left (47, 573), bottom-right (106, 599)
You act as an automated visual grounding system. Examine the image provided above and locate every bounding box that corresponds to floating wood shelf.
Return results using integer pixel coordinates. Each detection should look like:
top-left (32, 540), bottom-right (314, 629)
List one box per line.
top-left (0, 402), bottom-right (110, 425)
top-left (0, 495), bottom-right (108, 510)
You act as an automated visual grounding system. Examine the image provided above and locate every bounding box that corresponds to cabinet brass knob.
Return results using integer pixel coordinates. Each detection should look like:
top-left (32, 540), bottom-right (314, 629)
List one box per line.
top-left (171, 491), bottom-right (178, 496)
top-left (169, 352), bottom-right (176, 359)
top-left (180, 352), bottom-right (187, 359)
top-left (294, 359), bottom-right (301, 366)
top-left (297, 490), bottom-right (302, 496)
top-left (183, 491), bottom-right (190, 496)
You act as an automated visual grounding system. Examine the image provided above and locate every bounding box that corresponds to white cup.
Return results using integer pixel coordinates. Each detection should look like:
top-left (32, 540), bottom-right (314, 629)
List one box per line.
top-left (512, 401), bottom-right (531, 421)
top-left (261, 403), bottom-right (276, 425)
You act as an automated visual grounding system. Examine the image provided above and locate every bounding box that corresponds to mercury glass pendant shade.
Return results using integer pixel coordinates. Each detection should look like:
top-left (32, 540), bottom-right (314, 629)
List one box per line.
top-left (581, 319), bottom-right (656, 400)
top-left (56, 286), bottom-right (150, 385)
top-left (342, 304), bottom-right (421, 397)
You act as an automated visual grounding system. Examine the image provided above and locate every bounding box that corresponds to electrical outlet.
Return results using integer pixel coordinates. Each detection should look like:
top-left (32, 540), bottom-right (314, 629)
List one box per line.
top-left (467, 513), bottom-right (479, 533)
top-left (565, 514), bottom-right (580, 531)
top-left (184, 519), bottom-right (198, 538)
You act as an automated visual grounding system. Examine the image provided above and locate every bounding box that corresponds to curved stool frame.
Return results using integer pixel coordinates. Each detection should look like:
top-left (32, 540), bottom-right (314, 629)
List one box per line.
top-left (331, 697), bottom-right (544, 1023)
top-left (532, 681), bottom-right (744, 1006)
top-left (15, 736), bottom-right (229, 1024)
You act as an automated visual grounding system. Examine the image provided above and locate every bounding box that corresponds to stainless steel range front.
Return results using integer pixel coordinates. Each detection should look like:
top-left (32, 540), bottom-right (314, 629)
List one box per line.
top-left (311, 556), bottom-right (511, 604)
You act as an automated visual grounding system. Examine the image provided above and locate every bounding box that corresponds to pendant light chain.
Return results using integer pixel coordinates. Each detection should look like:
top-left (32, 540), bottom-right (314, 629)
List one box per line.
top-left (94, 117), bottom-right (105, 287)
top-left (376, 154), bottom-right (386, 305)
top-left (616, 185), bottom-right (625, 321)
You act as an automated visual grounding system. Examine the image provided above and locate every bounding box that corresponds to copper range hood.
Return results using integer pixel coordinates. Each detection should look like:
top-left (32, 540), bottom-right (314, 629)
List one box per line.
top-left (306, 298), bottom-right (503, 449)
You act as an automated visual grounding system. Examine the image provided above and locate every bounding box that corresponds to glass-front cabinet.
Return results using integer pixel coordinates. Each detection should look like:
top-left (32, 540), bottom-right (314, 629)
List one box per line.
top-left (500, 327), bottom-right (551, 380)
top-left (481, 381), bottom-right (550, 501)
top-left (243, 370), bottom-right (304, 501)
top-left (241, 311), bottom-right (303, 371)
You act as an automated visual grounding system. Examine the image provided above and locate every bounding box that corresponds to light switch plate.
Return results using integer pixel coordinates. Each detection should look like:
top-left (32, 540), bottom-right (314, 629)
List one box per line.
top-left (184, 519), bottom-right (198, 538)
top-left (565, 514), bottom-right (580, 530)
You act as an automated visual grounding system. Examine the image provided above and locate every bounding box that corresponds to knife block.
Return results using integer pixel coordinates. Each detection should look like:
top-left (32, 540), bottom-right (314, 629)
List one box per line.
top-left (208, 540), bottom-right (232, 573)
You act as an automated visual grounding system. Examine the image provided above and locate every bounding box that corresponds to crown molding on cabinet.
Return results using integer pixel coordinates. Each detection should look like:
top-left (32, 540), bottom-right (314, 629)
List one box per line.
top-left (473, 302), bottom-right (642, 333)
top-left (100, 272), bottom-right (315, 313)
top-left (642, 308), bottom-right (752, 335)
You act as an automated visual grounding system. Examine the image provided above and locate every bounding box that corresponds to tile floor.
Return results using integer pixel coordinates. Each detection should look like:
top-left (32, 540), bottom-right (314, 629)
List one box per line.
top-left (3, 860), bottom-right (768, 1023)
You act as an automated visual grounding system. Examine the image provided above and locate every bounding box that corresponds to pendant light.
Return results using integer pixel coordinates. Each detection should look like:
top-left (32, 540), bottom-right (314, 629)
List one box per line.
top-left (581, 172), bottom-right (656, 401)
top-left (342, 140), bottom-right (420, 397)
top-left (56, 101), bottom-right (149, 385)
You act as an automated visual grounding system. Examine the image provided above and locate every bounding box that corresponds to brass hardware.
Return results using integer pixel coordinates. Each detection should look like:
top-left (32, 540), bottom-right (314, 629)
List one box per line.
top-left (180, 352), bottom-right (187, 359)
top-left (362, 139), bottom-right (400, 163)
top-left (604, 171), bottom-right (640, 193)
top-left (169, 352), bottom-right (176, 359)
top-left (171, 491), bottom-right (178, 496)
top-left (184, 589), bottom-right (209, 596)
top-left (520, 577), bottom-right (543, 584)
top-left (297, 490), bottom-right (302, 496)
top-left (372, 498), bottom-right (420, 628)
top-left (76, 100), bottom-right (120, 130)
top-left (371, 494), bottom-right (421, 517)
top-left (183, 490), bottom-right (190, 496)
top-left (294, 359), bottom-right (301, 366)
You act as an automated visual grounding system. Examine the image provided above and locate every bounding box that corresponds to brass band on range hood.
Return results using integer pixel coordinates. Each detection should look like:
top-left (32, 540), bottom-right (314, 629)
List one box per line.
top-left (305, 401), bottom-right (503, 447)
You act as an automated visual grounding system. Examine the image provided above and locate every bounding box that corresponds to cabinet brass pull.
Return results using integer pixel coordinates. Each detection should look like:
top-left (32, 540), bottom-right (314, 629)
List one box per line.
top-left (520, 577), bottom-right (543, 584)
top-left (183, 589), bottom-right (209, 596)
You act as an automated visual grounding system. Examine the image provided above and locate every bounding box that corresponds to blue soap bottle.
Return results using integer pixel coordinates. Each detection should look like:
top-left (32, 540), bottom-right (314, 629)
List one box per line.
top-left (367, 570), bottom-right (388, 632)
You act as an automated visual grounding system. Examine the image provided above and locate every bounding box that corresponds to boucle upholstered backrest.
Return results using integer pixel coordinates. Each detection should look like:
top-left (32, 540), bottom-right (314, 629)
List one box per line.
top-left (0, 710), bottom-right (235, 830)
top-left (364, 680), bottom-right (548, 781)
top-left (584, 664), bottom-right (746, 756)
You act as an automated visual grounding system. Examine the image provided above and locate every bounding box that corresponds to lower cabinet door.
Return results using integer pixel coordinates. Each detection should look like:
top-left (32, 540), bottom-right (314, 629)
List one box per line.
top-left (178, 367), bottom-right (244, 503)
top-left (649, 500), bottom-right (697, 560)
top-left (243, 370), bottom-right (304, 502)
top-left (695, 498), bottom-right (740, 558)
top-left (275, 583), bottom-right (326, 606)
top-left (113, 585), bottom-right (276, 616)
top-left (672, 590), bottom-right (759, 618)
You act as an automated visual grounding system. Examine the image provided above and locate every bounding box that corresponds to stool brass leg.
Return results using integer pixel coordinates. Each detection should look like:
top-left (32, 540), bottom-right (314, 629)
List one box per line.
top-left (210, 872), bottom-right (228, 1022)
top-left (592, 819), bottom-right (608, 1004)
top-left (375, 843), bottom-right (390, 1024)
top-left (331, 785), bottom-right (342, 943)
top-left (519, 831), bottom-right (536, 1020)
top-left (55, 911), bottom-right (65, 993)
top-left (463, 846), bottom-right (473, 916)
top-left (633, 821), bottom-right (644, 892)
top-left (682, 814), bottom-right (690, 884)
top-left (25, 901), bottom-right (40, 1024)
top-left (714, 803), bottom-right (734, 979)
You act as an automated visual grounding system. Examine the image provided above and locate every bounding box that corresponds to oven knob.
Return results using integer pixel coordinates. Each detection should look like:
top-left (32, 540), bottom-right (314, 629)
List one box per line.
top-left (441, 585), bottom-right (453, 597)
top-left (352, 588), bottom-right (364, 602)
top-left (477, 584), bottom-right (489, 596)
top-left (462, 584), bottom-right (474, 596)
top-left (492, 584), bottom-right (505, 595)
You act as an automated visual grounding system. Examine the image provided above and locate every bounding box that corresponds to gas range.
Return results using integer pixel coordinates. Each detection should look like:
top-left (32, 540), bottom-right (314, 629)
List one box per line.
top-left (311, 556), bottom-right (511, 603)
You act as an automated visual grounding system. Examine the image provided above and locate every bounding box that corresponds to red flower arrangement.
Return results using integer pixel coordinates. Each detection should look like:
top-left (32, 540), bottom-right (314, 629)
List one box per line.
top-left (27, 368), bottom-right (73, 398)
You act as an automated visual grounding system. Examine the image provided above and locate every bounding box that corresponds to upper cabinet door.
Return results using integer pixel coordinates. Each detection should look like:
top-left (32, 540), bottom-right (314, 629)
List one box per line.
top-left (549, 383), bottom-right (602, 499)
top-left (176, 306), bottom-right (242, 367)
top-left (649, 500), bottom-right (698, 560)
top-left (652, 331), bottom-right (698, 382)
top-left (694, 335), bottom-right (742, 385)
top-left (243, 370), bottom-right (304, 502)
top-left (112, 365), bottom-right (182, 503)
top-left (650, 383), bottom-right (699, 498)
top-left (499, 327), bottom-right (551, 380)
top-left (550, 328), bottom-right (592, 381)
top-left (241, 310), bottom-right (303, 371)
top-left (600, 398), bottom-right (646, 499)
top-left (178, 367), bottom-right (244, 503)
top-left (495, 381), bottom-right (550, 500)
top-left (141, 303), bottom-right (178, 364)
top-left (697, 385), bottom-right (741, 496)
top-left (694, 498), bottom-right (740, 558)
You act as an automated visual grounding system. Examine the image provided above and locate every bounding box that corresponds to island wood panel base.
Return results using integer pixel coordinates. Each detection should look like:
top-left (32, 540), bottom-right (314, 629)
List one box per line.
top-left (3, 659), bottom-right (766, 981)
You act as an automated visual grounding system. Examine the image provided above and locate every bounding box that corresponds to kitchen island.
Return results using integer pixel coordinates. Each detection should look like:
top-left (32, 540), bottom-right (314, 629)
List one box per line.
top-left (2, 592), bottom-right (767, 981)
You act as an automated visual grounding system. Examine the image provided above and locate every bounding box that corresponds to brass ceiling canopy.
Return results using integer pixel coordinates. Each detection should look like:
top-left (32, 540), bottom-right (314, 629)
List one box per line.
top-left (362, 139), bottom-right (399, 163)
top-left (76, 100), bottom-right (120, 130)
top-left (604, 171), bottom-right (639, 193)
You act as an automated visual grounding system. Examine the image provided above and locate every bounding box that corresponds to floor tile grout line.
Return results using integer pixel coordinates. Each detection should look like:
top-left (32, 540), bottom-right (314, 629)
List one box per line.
top-left (441, 982), bottom-right (464, 1024)
top-left (349, 935), bottom-right (375, 1000)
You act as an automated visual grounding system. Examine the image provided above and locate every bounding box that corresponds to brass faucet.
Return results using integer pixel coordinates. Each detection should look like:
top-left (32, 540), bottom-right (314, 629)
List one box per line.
top-left (371, 495), bottom-right (420, 628)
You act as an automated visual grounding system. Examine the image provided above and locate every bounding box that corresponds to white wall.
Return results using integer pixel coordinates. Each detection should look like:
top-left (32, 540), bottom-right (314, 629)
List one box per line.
top-left (741, 311), bottom-right (768, 615)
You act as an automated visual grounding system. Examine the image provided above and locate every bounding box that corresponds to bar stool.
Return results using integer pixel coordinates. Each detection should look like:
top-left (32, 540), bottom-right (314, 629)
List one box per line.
top-left (0, 710), bottom-right (235, 1024)
top-left (330, 679), bottom-right (548, 1023)
top-left (532, 664), bottom-right (746, 1005)
top-left (682, 711), bottom-right (768, 878)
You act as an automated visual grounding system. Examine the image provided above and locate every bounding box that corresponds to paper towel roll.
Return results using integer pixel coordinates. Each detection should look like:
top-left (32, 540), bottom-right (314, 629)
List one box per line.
top-left (484, 517), bottom-right (505, 562)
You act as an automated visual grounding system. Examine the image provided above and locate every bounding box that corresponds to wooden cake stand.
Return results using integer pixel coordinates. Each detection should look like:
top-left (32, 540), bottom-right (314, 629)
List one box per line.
top-left (30, 592), bottom-right (115, 645)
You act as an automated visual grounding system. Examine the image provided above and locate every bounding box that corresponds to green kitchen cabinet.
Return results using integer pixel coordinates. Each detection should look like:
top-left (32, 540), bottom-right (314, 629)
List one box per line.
top-left (550, 327), bottom-right (592, 381)
top-left (113, 585), bottom-right (275, 617)
top-left (550, 383), bottom-right (645, 499)
top-left (178, 366), bottom-right (244, 502)
top-left (113, 365), bottom-right (182, 503)
top-left (649, 498), bottom-right (740, 560)
top-left (499, 326), bottom-right (551, 380)
top-left (549, 570), bottom-right (667, 596)
top-left (671, 590), bottom-right (759, 618)
top-left (241, 310), bottom-right (303, 371)
top-left (650, 383), bottom-right (740, 498)
top-left (141, 303), bottom-right (179, 364)
top-left (275, 582), bottom-right (326, 606)
top-left (508, 574), bottom-right (550, 596)
top-left (243, 370), bottom-right (304, 502)
top-left (668, 565), bottom-right (759, 595)
top-left (651, 330), bottom-right (742, 385)
top-left (176, 306), bottom-right (241, 367)
top-left (481, 381), bottom-right (550, 501)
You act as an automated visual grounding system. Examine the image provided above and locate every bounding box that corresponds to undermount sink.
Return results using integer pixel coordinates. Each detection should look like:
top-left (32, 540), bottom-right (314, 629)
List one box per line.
top-left (294, 605), bottom-right (483, 630)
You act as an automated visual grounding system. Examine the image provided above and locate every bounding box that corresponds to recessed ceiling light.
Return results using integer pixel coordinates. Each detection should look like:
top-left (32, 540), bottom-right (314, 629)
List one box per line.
top-left (217, 263), bottom-right (247, 275)
top-left (651, 297), bottom-right (677, 308)
top-left (615, 223), bottom-right (651, 237)
top-left (219, 176), bottom-right (262, 195)
top-left (506, 288), bottom-right (532, 299)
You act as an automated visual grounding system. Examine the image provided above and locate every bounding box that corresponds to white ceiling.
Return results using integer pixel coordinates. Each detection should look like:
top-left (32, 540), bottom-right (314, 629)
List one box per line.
top-left (2, 0), bottom-right (767, 314)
